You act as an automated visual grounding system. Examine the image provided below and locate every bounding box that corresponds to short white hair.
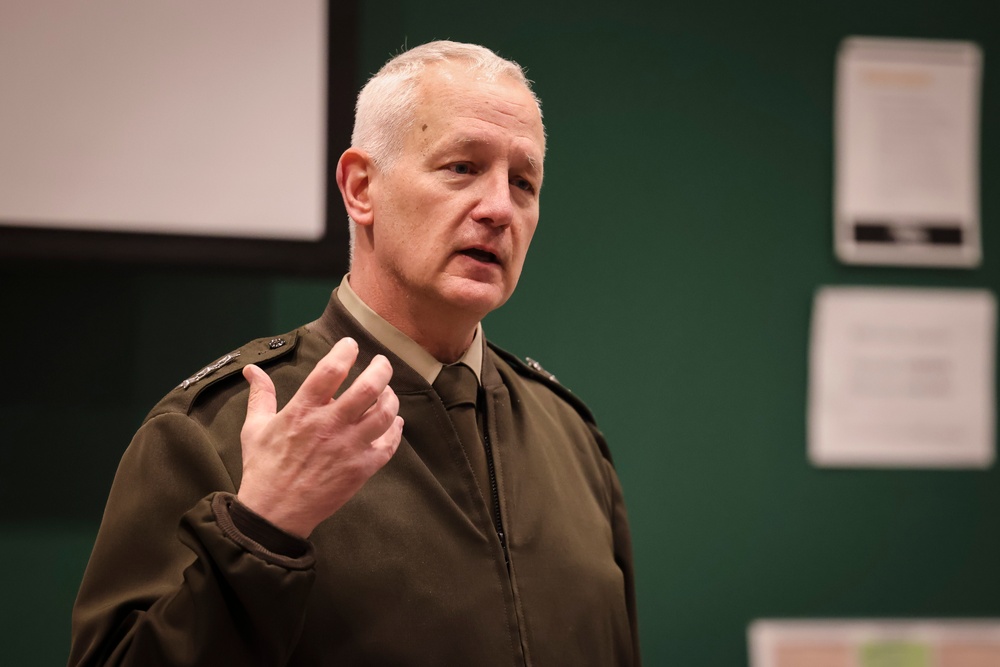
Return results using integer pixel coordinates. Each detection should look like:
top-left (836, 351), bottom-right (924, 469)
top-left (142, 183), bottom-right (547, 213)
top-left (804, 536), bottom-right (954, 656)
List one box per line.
top-left (353, 40), bottom-right (543, 169)
top-left (346, 41), bottom-right (544, 262)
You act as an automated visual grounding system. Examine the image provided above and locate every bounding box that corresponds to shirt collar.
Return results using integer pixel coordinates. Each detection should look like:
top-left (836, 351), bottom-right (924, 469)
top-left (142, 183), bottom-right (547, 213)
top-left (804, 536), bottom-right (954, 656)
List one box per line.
top-left (336, 274), bottom-right (484, 385)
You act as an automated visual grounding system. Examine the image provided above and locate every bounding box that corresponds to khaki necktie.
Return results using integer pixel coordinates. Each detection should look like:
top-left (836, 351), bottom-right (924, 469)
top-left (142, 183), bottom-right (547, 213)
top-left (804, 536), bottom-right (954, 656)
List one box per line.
top-left (433, 363), bottom-right (491, 500)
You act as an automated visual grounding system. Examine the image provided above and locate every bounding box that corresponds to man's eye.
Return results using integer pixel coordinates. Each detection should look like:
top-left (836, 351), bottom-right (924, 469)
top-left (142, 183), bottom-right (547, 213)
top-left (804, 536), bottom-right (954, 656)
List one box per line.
top-left (450, 163), bottom-right (472, 175)
top-left (512, 177), bottom-right (535, 193)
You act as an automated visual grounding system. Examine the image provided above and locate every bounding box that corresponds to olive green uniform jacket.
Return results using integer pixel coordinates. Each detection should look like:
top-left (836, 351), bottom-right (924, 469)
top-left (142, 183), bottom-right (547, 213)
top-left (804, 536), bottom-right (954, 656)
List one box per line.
top-left (69, 293), bottom-right (640, 666)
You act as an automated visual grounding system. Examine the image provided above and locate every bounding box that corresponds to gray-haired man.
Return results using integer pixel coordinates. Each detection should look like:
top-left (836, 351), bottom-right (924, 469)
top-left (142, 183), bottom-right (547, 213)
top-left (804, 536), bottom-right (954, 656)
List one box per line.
top-left (70, 41), bottom-right (640, 666)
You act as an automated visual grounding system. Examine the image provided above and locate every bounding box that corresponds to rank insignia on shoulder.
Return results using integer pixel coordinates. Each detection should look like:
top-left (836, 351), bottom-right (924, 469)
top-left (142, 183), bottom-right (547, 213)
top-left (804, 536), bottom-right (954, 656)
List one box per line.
top-left (525, 356), bottom-right (558, 383)
top-left (179, 352), bottom-right (241, 390)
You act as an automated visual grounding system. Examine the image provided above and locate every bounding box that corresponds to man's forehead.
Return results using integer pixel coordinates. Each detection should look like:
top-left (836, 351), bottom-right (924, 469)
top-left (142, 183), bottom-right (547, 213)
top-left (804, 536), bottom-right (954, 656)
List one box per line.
top-left (411, 70), bottom-right (545, 156)
top-left (417, 63), bottom-right (541, 118)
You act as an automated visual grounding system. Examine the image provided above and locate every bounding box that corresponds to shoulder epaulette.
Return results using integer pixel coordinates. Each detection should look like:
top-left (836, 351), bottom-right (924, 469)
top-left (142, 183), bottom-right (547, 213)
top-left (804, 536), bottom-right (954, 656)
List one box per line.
top-left (487, 342), bottom-right (598, 427)
top-left (149, 330), bottom-right (301, 418)
top-left (488, 343), bottom-right (614, 464)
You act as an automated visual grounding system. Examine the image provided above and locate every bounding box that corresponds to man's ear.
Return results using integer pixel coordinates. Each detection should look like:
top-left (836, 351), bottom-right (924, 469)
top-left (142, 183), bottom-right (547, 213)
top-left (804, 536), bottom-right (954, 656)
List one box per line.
top-left (336, 148), bottom-right (374, 226)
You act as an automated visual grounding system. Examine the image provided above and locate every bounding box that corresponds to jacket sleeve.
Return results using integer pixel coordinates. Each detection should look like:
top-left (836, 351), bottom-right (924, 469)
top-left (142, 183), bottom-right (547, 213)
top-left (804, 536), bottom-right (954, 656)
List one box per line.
top-left (606, 456), bottom-right (642, 667)
top-left (589, 413), bottom-right (642, 667)
top-left (69, 412), bottom-right (316, 667)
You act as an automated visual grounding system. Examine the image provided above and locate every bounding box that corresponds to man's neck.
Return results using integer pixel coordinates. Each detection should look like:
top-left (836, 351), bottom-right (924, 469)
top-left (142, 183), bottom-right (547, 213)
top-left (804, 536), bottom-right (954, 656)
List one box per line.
top-left (402, 319), bottom-right (476, 365)
top-left (346, 272), bottom-right (479, 365)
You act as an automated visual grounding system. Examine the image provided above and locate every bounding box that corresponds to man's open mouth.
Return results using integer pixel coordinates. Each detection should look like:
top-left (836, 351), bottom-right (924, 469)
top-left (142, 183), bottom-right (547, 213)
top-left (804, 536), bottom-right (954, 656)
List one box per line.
top-left (460, 248), bottom-right (500, 264)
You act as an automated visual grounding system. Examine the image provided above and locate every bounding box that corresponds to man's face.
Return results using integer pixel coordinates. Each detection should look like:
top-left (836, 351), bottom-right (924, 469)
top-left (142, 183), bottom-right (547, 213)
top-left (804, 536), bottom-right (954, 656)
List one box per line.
top-left (367, 63), bottom-right (545, 324)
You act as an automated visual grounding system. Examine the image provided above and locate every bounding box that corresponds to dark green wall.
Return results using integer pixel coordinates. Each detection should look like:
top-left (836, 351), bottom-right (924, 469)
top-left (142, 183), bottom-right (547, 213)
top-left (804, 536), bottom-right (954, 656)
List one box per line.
top-left (4, 1), bottom-right (1000, 664)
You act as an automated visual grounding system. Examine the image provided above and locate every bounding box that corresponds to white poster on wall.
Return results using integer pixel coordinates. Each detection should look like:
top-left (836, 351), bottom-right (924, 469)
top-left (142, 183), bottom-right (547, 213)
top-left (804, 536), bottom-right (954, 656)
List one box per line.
top-left (835, 37), bottom-right (982, 267)
top-left (808, 286), bottom-right (996, 468)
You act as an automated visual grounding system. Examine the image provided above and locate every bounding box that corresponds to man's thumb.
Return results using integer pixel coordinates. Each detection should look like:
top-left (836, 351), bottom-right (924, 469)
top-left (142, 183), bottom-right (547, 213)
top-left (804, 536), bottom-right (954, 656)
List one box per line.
top-left (243, 364), bottom-right (277, 418)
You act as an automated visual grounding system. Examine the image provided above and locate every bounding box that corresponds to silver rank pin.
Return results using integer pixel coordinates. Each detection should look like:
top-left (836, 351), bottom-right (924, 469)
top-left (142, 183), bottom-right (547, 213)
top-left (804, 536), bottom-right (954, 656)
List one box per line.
top-left (179, 352), bottom-right (241, 390)
top-left (525, 357), bottom-right (557, 383)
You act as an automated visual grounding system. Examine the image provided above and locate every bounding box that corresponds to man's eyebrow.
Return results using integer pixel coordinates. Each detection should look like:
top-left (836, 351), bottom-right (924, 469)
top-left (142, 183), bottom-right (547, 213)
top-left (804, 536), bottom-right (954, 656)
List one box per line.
top-left (437, 136), bottom-right (493, 153)
top-left (436, 136), bottom-right (543, 173)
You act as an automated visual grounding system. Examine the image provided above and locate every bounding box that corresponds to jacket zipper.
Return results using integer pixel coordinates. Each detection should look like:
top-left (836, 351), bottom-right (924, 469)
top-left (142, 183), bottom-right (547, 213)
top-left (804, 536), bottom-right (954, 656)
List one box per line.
top-left (482, 427), bottom-right (509, 565)
top-left (481, 390), bottom-right (528, 667)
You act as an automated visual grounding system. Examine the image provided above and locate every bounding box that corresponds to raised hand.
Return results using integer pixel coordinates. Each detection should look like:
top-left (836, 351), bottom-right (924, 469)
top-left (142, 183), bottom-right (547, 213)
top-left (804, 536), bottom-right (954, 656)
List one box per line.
top-left (237, 337), bottom-right (404, 537)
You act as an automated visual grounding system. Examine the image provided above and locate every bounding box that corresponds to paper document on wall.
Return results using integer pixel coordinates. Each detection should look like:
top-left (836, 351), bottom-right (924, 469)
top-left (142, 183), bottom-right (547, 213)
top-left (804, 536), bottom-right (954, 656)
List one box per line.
top-left (835, 37), bottom-right (982, 267)
top-left (808, 286), bottom-right (995, 468)
top-left (750, 619), bottom-right (1000, 667)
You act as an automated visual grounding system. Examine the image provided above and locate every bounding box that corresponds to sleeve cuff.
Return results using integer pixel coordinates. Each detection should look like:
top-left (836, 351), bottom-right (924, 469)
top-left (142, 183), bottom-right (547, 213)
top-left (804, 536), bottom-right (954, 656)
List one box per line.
top-left (212, 493), bottom-right (314, 569)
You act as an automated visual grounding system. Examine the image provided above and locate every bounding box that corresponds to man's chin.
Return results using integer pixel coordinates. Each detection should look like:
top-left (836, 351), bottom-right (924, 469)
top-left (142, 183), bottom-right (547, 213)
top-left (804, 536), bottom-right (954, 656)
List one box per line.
top-left (438, 279), bottom-right (509, 317)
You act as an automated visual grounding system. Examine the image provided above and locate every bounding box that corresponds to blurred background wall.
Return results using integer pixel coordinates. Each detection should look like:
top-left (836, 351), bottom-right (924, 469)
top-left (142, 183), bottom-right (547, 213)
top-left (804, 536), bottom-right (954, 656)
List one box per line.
top-left (3, 0), bottom-right (1000, 664)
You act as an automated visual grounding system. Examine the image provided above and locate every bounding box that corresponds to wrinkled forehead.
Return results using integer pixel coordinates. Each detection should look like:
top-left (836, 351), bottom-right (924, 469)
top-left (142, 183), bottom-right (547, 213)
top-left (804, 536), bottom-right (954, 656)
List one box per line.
top-left (418, 59), bottom-right (541, 109)
top-left (411, 62), bottom-right (546, 155)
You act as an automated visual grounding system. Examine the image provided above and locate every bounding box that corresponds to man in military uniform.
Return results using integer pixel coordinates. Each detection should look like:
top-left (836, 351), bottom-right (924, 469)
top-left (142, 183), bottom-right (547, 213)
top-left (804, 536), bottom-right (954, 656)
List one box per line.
top-left (70, 41), bottom-right (640, 666)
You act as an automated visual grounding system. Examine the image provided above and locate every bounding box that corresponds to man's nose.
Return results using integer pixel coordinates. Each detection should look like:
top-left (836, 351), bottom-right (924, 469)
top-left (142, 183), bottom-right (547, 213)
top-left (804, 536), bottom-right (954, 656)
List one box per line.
top-left (471, 171), bottom-right (514, 227)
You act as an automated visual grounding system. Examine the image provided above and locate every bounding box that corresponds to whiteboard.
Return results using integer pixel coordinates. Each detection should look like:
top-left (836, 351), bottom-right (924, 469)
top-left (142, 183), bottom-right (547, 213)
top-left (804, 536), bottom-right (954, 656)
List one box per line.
top-left (0, 1), bottom-right (328, 241)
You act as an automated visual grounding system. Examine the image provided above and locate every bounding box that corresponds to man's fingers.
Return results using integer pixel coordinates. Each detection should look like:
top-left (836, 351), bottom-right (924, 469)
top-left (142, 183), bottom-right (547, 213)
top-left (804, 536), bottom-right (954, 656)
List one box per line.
top-left (295, 337), bottom-right (360, 407)
top-left (332, 354), bottom-right (395, 419)
top-left (243, 364), bottom-right (277, 419)
top-left (356, 414), bottom-right (404, 480)
top-left (371, 415), bottom-right (405, 463)
top-left (353, 384), bottom-right (401, 442)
